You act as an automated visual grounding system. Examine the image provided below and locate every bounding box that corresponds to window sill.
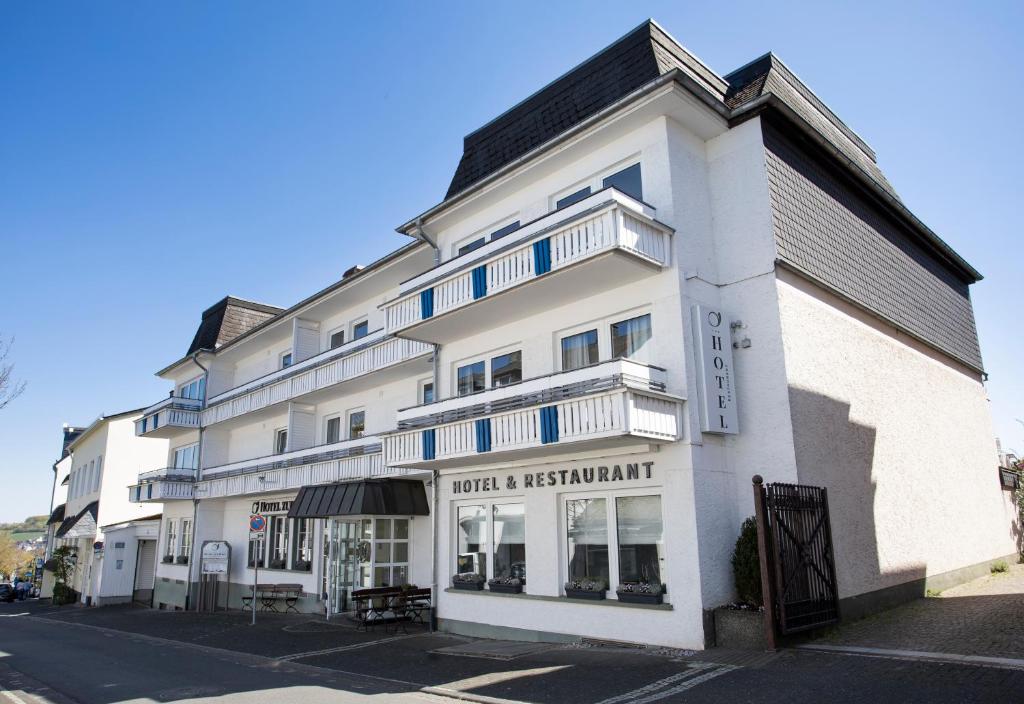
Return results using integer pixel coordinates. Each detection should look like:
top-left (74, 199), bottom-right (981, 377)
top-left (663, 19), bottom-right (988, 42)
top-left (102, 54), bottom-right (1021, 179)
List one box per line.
top-left (247, 567), bottom-right (312, 574)
top-left (443, 587), bottom-right (672, 610)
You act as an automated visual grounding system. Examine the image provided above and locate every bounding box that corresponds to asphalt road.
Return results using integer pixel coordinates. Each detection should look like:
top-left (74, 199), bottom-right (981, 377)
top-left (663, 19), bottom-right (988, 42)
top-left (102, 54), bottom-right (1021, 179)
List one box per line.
top-left (1, 604), bottom-right (1022, 704)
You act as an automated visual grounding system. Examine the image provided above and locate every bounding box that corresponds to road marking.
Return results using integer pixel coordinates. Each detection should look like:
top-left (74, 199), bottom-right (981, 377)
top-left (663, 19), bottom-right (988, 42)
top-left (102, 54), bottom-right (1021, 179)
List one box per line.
top-left (591, 663), bottom-right (737, 704)
top-left (624, 665), bottom-right (738, 704)
top-left (0, 691), bottom-right (30, 704)
top-left (798, 643), bottom-right (1024, 671)
top-left (275, 633), bottom-right (420, 661)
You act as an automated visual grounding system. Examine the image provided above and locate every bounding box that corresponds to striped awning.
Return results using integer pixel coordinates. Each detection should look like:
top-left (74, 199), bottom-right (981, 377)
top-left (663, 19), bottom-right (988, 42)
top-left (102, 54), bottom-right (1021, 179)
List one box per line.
top-left (287, 479), bottom-right (429, 519)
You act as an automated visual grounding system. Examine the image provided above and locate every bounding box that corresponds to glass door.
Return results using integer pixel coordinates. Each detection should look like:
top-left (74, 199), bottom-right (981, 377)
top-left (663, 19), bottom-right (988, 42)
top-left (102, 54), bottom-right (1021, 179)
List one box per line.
top-left (327, 519), bottom-right (361, 617)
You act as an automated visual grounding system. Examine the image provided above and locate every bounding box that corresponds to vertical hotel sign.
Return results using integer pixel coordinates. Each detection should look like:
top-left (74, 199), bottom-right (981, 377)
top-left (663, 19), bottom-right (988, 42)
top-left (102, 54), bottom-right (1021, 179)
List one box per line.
top-left (691, 305), bottom-right (738, 434)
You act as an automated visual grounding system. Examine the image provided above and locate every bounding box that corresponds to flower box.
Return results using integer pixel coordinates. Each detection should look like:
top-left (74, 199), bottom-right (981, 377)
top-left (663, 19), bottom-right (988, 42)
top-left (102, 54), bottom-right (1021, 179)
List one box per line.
top-left (565, 587), bottom-right (606, 600)
top-left (175, 556), bottom-right (189, 565)
top-left (616, 591), bottom-right (663, 605)
top-left (453, 581), bottom-right (484, 591)
top-left (488, 581), bottom-right (523, 594)
top-left (161, 555), bottom-right (174, 564)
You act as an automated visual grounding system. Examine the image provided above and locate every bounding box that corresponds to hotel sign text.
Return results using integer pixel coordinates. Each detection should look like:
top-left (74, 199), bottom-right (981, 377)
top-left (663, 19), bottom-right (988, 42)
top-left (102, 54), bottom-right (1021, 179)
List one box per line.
top-left (452, 461), bottom-right (654, 495)
top-left (691, 305), bottom-right (739, 435)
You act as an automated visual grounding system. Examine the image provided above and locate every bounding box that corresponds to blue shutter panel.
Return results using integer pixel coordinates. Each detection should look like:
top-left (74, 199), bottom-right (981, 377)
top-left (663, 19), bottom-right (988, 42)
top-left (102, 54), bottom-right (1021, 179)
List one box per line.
top-left (539, 406), bottom-right (559, 444)
top-left (152, 414), bottom-right (158, 430)
top-left (147, 484), bottom-right (153, 500)
top-left (422, 429), bottom-right (436, 460)
top-left (533, 238), bottom-right (552, 275)
top-left (420, 289), bottom-right (434, 319)
top-left (471, 265), bottom-right (488, 299)
top-left (474, 419), bottom-right (492, 453)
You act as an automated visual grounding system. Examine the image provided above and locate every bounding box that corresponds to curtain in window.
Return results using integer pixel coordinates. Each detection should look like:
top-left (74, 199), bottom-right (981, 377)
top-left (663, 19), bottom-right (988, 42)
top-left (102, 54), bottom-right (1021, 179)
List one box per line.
top-left (611, 315), bottom-right (652, 358)
top-left (561, 330), bottom-right (598, 370)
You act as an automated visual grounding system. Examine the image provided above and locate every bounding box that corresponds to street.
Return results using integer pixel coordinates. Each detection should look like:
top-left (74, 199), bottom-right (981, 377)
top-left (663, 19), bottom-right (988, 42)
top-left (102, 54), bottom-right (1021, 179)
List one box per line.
top-left (1, 599), bottom-right (1021, 704)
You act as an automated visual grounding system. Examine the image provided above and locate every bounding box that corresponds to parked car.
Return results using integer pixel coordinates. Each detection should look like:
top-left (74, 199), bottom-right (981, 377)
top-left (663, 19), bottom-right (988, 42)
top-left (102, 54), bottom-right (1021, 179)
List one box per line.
top-left (0, 584), bottom-right (14, 603)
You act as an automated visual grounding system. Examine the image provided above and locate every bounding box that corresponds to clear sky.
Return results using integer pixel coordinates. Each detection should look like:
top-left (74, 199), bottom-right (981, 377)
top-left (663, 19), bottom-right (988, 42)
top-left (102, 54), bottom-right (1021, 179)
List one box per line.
top-left (1, 1), bottom-right (1022, 523)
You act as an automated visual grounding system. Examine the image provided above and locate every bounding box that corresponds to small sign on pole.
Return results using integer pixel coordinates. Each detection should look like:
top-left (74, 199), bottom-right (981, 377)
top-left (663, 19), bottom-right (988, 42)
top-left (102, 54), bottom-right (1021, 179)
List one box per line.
top-left (248, 514), bottom-right (266, 625)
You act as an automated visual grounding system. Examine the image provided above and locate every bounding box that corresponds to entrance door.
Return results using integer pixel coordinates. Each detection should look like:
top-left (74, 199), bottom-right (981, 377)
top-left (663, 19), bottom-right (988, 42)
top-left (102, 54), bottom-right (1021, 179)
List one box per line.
top-left (134, 540), bottom-right (156, 605)
top-left (326, 519), bottom-right (363, 617)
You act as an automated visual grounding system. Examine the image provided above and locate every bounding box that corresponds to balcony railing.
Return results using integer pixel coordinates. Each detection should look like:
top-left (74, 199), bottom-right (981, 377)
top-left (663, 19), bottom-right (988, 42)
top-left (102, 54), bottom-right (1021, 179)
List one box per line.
top-left (383, 189), bottom-right (672, 339)
top-left (135, 397), bottom-right (202, 437)
top-left (129, 474), bottom-right (195, 503)
top-left (383, 359), bottom-right (682, 469)
top-left (201, 332), bottom-right (432, 427)
top-left (194, 435), bottom-right (420, 500)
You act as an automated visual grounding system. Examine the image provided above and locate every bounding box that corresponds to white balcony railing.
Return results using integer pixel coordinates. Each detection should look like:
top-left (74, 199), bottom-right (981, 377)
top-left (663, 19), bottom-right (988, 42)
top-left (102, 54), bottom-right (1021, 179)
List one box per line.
top-left (201, 333), bottom-right (431, 427)
top-left (383, 189), bottom-right (672, 336)
top-left (128, 478), bottom-right (195, 503)
top-left (135, 397), bottom-right (202, 437)
top-left (384, 359), bottom-right (682, 468)
top-left (194, 435), bottom-right (420, 500)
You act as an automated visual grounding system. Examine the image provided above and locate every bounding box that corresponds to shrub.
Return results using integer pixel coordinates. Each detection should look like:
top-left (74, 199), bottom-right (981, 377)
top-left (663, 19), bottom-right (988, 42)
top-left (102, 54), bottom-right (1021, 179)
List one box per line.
top-left (991, 560), bottom-right (1009, 574)
top-left (452, 572), bottom-right (485, 585)
top-left (564, 578), bottom-right (607, 592)
top-left (732, 516), bottom-right (762, 607)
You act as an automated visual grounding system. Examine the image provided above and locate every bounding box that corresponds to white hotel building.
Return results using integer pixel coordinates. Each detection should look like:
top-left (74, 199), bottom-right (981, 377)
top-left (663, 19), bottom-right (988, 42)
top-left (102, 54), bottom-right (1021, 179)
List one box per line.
top-left (129, 21), bottom-right (1017, 649)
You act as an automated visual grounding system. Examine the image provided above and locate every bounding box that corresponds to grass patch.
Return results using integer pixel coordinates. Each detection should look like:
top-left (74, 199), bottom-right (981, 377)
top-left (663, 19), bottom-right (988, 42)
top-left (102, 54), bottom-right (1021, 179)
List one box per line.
top-left (926, 588), bottom-right (943, 597)
top-left (991, 560), bottom-right (1009, 574)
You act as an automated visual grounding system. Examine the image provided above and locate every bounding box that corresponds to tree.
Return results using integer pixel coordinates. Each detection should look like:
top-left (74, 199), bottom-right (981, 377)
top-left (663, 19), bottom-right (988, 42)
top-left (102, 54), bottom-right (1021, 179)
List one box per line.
top-left (0, 534), bottom-right (22, 580)
top-left (0, 334), bottom-right (26, 410)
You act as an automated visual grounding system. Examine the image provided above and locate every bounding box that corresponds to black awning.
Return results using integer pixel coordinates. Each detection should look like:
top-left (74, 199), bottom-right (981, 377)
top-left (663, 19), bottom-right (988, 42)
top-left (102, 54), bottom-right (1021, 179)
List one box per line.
top-left (287, 479), bottom-right (429, 519)
top-left (55, 501), bottom-right (99, 538)
top-left (48, 503), bottom-right (66, 525)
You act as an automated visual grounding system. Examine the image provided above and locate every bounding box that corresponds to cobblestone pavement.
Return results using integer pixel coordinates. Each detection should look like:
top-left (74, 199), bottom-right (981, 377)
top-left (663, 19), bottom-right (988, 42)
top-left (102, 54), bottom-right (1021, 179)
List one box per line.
top-left (814, 562), bottom-right (1024, 659)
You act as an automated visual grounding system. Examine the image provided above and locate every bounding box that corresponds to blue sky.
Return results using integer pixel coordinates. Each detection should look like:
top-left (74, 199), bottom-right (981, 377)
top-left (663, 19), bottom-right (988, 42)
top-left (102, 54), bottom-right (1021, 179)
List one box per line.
top-left (1, 1), bottom-right (1021, 523)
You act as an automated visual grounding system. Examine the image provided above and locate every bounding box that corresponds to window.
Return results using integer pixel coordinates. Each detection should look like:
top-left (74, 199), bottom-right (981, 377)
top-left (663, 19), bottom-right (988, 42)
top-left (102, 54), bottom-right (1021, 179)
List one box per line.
top-left (616, 495), bottom-right (663, 585)
top-left (561, 329), bottom-right (599, 371)
top-left (280, 351), bottom-right (293, 369)
top-left (491, 351), bottom-right (522, 387)
top-left (493, 504), bottom-right (526, 582)
top-left (352, 320), bottom-right (369, 340)
top-left (173, 444), bottom-right (199, 470)
top-left (165, 520), bottom-right (178, 559)
top-left (178, 376), bottom-right (205, 401)
top-left (87, 460), bottom-right (95, 494)
top-left (329, 329), bottom-right (345, 350)
top-left (556, 186), bottom-right (592, 210)
top-left (565, 494), bottom-right (666, 595)
top-left (180, 519), bottom-right (193, 562)
top-left (457, 361), bottom-right (485, 396)
top-left (489, 221), bottom-right (520, 242)
top-left (611, 314), bottom-right (652, 359)
top-left (93, 456), bottom-right (103, 492)
top-left (248, 534), bottom-right (266, 568)
top-left (325, 416), bottom-right (341, 444)
top-left (422, 381), bottom-right (434, 404)
top-left (602, 163), bottom-right (642, 201)
top-left (347, 410), bottom-right (366, 439)
top-left (268, 515), bottom-right (289, 569)
top-left (456, 505), bottom-right (487, 576)
top-left (566, 498), bottom-right (609, 585)
top-left (291, 518), bottom-right (313, 571)
top-left (458, 238), bottom-right (485, 256)
top-left (373, 518), bottom-right (410, 587)
top-left (275, 429), bottom-right (288, 454)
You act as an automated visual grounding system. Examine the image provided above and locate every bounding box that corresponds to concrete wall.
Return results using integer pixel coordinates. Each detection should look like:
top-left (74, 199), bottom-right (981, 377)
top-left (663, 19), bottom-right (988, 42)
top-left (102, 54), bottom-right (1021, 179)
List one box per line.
top-left (777, 269), bottom-right (1017, 601)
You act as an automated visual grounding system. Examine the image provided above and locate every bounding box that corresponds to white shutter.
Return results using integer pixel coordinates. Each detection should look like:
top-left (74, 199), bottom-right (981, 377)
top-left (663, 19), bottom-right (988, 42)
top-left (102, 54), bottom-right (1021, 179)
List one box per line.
top-left (135, 540), bottom-right (156, 590)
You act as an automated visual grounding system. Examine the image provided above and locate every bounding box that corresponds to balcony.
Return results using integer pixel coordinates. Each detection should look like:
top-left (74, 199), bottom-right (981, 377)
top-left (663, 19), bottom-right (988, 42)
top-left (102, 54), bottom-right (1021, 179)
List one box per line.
top-left (382, 189), bottom-right (673, 344)
top-left (135, 397), bottom-right (202, 437)
top-left (194, 435), bottom-right (421, 500)
top-left (383, 359), bottom-right (682, 469)
top-left (201, 331), bottom-right (432, 427)
top-left (129, 467), bottom-right (196, 503)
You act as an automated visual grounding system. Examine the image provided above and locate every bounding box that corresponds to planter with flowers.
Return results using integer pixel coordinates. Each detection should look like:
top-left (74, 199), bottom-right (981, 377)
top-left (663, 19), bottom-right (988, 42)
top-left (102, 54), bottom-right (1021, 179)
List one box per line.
top-left (175, 555), bottom-right (189, 565)
top-left (487, 577), bottom-right (523, 594)
top-left (616, 581), bottom-right (665, 605)
top-left (162, 555), bottom-right (174, 564)
top-left (564, 578), bottom-right (607, 600)
top-left (452, 573), bottom-right (485, 591)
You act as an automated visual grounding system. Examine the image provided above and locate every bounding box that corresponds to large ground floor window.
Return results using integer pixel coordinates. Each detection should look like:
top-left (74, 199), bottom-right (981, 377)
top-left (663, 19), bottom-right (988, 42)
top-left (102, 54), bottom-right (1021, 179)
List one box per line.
top-left (455, 501), bottom-right (526, 584)
top-left (249, 516), bottom-right (313, 572)
top-left (565, 493), bottom-right (664, 595)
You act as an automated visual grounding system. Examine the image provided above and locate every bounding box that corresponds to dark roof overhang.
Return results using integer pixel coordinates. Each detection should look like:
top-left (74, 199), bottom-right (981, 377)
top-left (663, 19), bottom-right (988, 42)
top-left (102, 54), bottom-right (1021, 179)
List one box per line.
top-left (287, 479), bottom-right (429, 519)
top-left (47, 503), bottom-right (66, 525)
top-left (55, 501), bottom-right (99, 538)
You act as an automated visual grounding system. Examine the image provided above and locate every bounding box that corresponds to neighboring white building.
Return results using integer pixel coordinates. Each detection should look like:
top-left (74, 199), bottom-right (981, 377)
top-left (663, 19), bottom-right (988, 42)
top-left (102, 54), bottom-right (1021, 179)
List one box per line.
top-left (53, 410), bottom-right (168, 605)
top-left (128, 20), bottom-right (1017, 648)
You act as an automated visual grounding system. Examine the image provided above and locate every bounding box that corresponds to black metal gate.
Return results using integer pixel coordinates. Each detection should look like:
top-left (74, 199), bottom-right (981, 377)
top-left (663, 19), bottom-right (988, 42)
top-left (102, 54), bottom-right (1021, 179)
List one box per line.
top-left (753, 476), bottom-right (840, 639)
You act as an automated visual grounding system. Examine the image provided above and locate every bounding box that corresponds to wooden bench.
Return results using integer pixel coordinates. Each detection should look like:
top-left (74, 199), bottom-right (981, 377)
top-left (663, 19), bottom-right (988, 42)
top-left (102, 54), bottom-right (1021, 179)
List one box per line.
top-left (241, 583), bottom-right (304, 613)
top-left (351, 587), bottom-right (431, 632)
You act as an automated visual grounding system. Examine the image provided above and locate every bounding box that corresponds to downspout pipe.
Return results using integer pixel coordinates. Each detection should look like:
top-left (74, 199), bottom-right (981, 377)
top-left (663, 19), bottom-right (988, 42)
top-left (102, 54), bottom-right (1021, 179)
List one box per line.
top-left (415, 217), bottom-right (442, 631)
top-left (186, 350), bottom-right (209, 610)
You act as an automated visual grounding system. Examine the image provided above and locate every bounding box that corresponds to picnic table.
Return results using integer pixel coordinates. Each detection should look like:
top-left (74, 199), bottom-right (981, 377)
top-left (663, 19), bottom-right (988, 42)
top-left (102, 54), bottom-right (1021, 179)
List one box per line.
top-left (351, 586), bottom-right (431, 633)
top-left (240, 583), bottom-right (303, 613)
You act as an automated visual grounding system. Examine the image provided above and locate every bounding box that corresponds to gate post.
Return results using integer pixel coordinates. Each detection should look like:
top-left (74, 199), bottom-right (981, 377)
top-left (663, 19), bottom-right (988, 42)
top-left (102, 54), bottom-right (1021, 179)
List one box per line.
top-left (752, 475), bottom-right (778, 651)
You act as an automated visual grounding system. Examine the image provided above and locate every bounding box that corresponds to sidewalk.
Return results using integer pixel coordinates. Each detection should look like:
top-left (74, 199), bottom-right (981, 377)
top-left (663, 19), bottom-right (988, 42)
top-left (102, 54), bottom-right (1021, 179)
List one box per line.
top-left (809, 561), bottom-right (1024, 662)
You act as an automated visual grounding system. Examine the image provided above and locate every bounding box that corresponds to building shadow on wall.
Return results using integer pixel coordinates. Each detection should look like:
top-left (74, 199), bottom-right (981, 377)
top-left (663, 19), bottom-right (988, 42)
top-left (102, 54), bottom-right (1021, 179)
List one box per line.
top-left (787, 386), bottom-right (926, 622)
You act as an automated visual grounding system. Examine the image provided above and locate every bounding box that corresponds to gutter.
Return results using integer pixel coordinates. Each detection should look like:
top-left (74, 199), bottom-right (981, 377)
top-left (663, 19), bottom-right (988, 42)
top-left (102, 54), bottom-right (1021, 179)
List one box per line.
top-left (186, 350), bottom-right (209, 610)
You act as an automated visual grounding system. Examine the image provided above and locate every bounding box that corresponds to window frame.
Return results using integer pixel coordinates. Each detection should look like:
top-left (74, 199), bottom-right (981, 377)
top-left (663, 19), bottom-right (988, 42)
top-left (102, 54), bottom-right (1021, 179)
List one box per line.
top-left (324, 414), bottom-right (341, 444)
top-left (177, 375), bottom-right (206, 401)
top-left (165, 519), bottom-right (178, 559)
top-left (274, 428), bottom-right (288, 454)
top-left (347, 408), bottom-right (366, 439)
top-left (180, 518), bottom-right (193, 562)
top-left (280, 351), bottom-right (293, 369)
top-left (172, 443), bottom-right (199, 470)
top-left (451, 216), bottom-right (521, 259)
top-left (350, 318), bottom-right (369, 341)
top-left (560, 487), bottom-right (667, 601)
top-left (453, 345), bottom-right (523, 396)
top-left (453, 499), bottom-right (526, 587)
top-left (419, 378), bottom-right (435, 405)
top-left (328, 327), bottom-right (346, 350)
top-left (549, 158), bottom-right (643, 211)
top-left (554, 307), bottom-right (652, 371)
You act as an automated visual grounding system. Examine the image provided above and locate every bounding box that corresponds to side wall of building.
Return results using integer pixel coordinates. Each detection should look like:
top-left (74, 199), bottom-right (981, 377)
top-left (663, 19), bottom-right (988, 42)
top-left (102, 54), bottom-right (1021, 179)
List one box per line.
top-left (777, 270), bottom-right (1018, 612)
